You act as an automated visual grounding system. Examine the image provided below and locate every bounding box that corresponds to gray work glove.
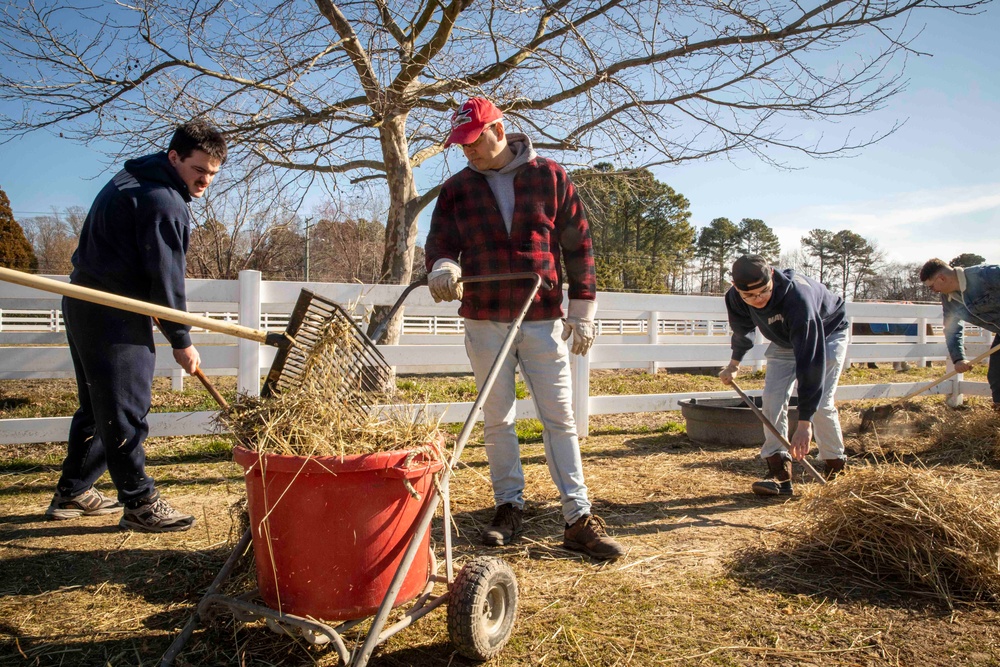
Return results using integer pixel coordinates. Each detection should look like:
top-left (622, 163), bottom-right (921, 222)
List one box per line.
top-left (428, 260), bottom-right (463, 303)
top-left (561, 299), bottom-right (597, 356)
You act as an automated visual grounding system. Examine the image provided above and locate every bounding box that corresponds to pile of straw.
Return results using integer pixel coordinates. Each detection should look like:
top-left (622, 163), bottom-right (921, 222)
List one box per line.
top-left (221, 318), bottom-right (440, 458)
top-left (779, 466), bottom-right (1000, 608)
top-left (852, 400), bottom-right (1000, 466)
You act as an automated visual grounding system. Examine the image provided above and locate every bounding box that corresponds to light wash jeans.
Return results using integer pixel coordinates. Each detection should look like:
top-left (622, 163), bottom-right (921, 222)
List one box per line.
top-left (760, 327), bottom-right (849, 462)
top-left (464, 319), bottom-right (591, 525)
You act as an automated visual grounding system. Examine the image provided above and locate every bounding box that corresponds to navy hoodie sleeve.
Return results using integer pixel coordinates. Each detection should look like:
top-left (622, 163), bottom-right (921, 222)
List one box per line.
top-left (134, 189), bottom-right (192, 349)
top-left (725, 288), bottom-right (757, 362)
top-left (784, 291), bottom-right (827, 421)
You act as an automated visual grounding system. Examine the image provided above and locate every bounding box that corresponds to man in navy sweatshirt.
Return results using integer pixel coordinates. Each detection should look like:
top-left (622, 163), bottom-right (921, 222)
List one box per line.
top-left (718, 255), bottom-right (849, 495)
top-left (45, 119), bottom-right (227, 532)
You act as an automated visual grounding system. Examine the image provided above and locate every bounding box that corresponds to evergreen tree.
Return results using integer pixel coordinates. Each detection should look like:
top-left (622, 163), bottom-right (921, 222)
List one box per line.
top-left (950, 253), bottom-right (985, 268)
top-left (737, 218), bottom-right (781, 261)
top-left (696, 217), bottom-right (741, 293)
top-left (801, 229), bottom-right (836, 286)
top-left (575, 164), bottom-right (695, 293)
top-left (0, 187), bottom-right (38, 271)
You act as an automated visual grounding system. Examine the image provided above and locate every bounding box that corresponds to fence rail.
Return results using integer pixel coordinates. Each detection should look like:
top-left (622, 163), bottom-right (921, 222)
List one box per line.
top-left (0, 271), bottom-right (989, 445)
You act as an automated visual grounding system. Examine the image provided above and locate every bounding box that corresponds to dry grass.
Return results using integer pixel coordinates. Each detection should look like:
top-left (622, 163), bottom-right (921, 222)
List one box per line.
top-left (734, 465), bottom-right (1000, 609)
top-left (846, 397), bottom-right (1000, 466)
top-left (4, 370), bottom-right (1000, 666)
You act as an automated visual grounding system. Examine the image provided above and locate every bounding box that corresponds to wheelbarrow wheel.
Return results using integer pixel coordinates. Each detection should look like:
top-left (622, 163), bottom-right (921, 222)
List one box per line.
top-left (447, 556), bottom-right (518, 661)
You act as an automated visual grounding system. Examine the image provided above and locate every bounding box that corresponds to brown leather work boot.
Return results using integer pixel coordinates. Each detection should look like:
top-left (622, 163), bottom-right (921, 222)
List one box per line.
top-left (823, 458), bottom-right (846, 480)
top-left (563, 514), bottom-right (625, 561)
top-left (481, 503), bottom-right (524, 546)
top-left (751, 454), bottom-right (793, 496)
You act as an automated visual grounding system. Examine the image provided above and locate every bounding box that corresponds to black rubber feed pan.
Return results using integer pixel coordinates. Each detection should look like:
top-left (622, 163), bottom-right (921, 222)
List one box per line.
top-left (680, 396), bottom-right (799, 447)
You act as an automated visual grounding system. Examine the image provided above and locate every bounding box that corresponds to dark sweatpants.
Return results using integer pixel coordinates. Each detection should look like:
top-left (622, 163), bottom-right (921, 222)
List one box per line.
top-left (989, 333), bottom-right (1000, 404)
top-left (58, 296), bottom-right (157, 506)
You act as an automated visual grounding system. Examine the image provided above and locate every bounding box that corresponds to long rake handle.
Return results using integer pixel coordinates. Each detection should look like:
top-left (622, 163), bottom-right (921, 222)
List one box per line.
top-left (730, 381), bottom-right (826, 485)
top-left (0, 266), bottom-right (272, 344)
top-left (888, 340), bottom-right (1000, 406)
top-left (151, 315), bottom-right (231, 411)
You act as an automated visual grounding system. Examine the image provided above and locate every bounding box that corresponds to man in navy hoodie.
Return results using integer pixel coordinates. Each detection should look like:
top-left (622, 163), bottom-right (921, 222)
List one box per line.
top-left (719, 255), bottom-right (849, 495)
top-left (45, 119), bottom-right (227, 532)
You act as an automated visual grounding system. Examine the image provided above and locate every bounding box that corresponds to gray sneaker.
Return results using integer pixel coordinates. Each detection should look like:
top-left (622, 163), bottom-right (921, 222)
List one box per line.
top-left (119, 492), bottom-right (194, 533)
top-left (45, 487), bottom-right (122, 520)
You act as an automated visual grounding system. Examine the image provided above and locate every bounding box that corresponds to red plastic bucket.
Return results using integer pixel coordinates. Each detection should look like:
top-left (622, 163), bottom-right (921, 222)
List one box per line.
top-left (233, 442), bottom-right (444, 621)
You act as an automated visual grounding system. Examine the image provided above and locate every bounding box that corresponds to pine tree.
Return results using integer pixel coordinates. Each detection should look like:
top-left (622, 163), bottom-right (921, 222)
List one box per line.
top-left (0, 187), bottom-right (38, 271)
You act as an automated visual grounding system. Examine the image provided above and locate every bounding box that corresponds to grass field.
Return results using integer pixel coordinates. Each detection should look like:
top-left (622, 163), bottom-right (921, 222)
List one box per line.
top-left (2, 366), bottom-right (999, 666)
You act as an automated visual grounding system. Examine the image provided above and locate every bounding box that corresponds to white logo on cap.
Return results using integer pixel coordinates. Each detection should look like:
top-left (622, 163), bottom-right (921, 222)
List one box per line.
top-left (452, 106), bottom-right (473, 129)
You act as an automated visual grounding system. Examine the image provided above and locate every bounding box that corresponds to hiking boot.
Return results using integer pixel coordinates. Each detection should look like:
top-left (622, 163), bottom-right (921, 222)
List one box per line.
top-left (751, 454), bottom-right (793, 496)
top-left (563, 514), bottom-right (625, 561)
top-left (823, 458), bottom-right (846, 480)
top-left (481, 503), bottom-right (523, 546)
top-left (45, 487), bottom-right (122, 520)
top-left (119, 492), bottom-right (194, 533)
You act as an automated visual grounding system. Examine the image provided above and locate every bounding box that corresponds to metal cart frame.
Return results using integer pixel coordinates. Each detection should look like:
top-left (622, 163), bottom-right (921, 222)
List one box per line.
top-left (161, 272), bottom-right (548, 666)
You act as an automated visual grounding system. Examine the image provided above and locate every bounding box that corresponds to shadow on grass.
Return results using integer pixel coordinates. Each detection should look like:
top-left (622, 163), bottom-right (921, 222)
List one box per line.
top-left (725, 545), bottom-right (950, 611)
top-left (0, 472), bottom-right (243, 499)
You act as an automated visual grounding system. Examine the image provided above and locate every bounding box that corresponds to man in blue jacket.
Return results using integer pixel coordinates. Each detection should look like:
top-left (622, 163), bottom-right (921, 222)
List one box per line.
top-left (719, 255), bottom-right (849, 495)
top-left (920, 258), bottom-right (1000, 410)
top-left (45, 119), bottom-right (227, 532)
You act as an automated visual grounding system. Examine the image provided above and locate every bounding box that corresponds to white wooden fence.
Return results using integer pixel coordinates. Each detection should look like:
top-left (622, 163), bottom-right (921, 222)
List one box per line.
top-left (0, 271), bottom-right (991, 445)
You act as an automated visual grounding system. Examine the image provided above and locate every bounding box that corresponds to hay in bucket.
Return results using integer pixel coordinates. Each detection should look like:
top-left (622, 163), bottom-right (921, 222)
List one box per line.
top-left (219, 314), bottom-right (442, 458)
top-left (745, 465), bottom-right (1000, 609)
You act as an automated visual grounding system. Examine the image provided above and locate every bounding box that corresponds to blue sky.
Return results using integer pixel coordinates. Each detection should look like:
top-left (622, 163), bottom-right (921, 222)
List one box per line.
top-left (2, 6), bottom-right (998, 268)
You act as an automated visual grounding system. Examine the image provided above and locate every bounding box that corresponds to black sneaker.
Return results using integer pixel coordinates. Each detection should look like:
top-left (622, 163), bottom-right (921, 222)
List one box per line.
top-left (119, 492), bottom-right (195, 533)
top-left (481, 503), bottom-right (524, 546)
top-left (45, 487), bottom-right (122, 520)
top-left (563, 514), bottom-right (625, 561)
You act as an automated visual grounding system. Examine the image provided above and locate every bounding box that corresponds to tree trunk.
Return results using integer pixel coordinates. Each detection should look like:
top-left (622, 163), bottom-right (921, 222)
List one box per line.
top-left (367, 111), bottom-right (421, 345)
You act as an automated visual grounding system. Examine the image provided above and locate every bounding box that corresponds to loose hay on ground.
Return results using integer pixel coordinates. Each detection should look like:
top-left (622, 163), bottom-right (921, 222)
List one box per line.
top-left (850, 398), bottom-right (1000, 466)
top-left (740, 465), bottom-right (1000, 609)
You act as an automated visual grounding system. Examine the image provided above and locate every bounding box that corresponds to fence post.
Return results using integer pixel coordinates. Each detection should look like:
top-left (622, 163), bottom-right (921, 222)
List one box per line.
top-left (647, 310), bottom-right (660, 374)
top-left (845, 316), bottom-right (854, 368)
top-left (171, 368), bottom-right (184, 391)
top-left (918, 317), bottom-right (929, 368)
top-left (752, 328), bottom-right (765, 372)
top-left (238, 270), bottom-right (262, 396)
top-left (572, 350), bottom-right (591, 437)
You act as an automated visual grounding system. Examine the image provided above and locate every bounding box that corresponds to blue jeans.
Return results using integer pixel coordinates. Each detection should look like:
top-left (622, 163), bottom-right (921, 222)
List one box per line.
top-left (464, 319), bottom-right (590, 525)
top-left (761, 328), bottom-right (848, 461)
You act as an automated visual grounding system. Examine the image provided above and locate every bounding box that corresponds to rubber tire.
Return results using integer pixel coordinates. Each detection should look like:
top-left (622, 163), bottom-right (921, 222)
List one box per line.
top-left (447, 556), bottom-right (519, 661)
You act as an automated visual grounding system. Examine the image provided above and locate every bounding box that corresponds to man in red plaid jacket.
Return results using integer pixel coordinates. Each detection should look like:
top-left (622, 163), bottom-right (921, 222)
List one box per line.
top-left (425, 97), bottom-right (624, 561)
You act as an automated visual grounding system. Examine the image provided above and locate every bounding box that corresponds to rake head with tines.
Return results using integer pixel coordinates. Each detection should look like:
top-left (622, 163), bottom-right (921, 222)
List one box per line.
top-left (261, 290), bottom-right (393, 423)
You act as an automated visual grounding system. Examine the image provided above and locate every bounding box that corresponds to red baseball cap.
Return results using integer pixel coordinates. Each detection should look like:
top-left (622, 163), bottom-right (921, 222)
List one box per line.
top-left (444, 97), bottom-right (504, 147)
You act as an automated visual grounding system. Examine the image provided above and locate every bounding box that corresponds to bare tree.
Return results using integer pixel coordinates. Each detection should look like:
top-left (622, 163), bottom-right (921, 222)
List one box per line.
top-left (187, 181), bottom-right (302, 279)
top-left (20, 208), bottom-right (79, 274)
top-left (0, 0), bottom-right (988, 338)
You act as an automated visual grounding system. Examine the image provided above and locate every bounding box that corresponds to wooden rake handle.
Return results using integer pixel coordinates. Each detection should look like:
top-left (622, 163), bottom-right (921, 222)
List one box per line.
top-left (730, 381), bottom-right (826, 485)
top-left (151, 316), bottom-right (230, 411)
top-left (0, 266), bottom-right (276, 345)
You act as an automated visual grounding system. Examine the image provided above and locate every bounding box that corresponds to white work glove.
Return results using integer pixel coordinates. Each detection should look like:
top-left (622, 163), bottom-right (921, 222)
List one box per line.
top-left (561, 299), bottom-right (597, 356)
top-left (428, 260), bottom-right (463, 303)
